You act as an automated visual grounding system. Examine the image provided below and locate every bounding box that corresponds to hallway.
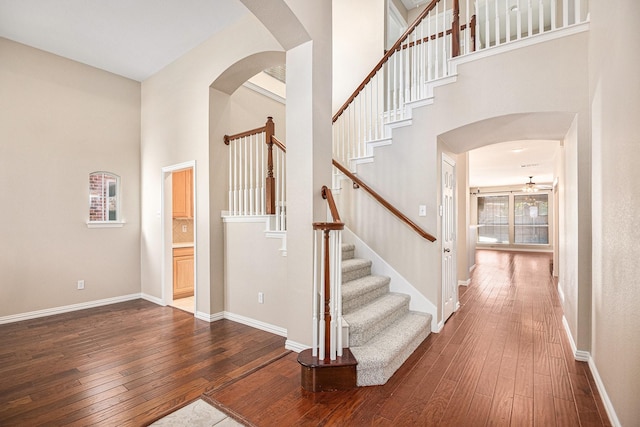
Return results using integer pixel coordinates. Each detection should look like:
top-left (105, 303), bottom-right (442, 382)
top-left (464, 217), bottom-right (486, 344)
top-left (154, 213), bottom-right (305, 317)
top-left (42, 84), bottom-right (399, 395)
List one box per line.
top-left (207, 250), bottom-right (610, 426)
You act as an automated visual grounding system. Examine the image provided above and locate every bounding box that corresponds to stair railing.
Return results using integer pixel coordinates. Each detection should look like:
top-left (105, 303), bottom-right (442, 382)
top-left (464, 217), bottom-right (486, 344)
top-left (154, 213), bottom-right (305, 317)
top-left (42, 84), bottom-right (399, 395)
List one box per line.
top-left (332, 0), bottom-right (588, 168)
top-left (312, 186), bottom-right (344, 361)
top-left (224, 117), bottom-right (286, 231)
top-left (333, 160), bottom-right (436, 242)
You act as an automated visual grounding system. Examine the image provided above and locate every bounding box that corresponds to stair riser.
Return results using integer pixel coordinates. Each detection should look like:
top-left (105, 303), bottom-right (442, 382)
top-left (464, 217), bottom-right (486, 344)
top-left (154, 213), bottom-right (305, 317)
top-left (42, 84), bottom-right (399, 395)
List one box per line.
top-left (342, 285), bottom-right (390, 315)
top-left (342, 249), bottom-right (355, 261)
top-left (342, 265), bottom-right (371, 283)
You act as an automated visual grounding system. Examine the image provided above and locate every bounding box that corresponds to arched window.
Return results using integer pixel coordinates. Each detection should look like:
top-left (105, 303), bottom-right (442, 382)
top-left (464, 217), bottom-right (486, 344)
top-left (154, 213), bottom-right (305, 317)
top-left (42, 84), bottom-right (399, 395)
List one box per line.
top-left (88, 172), bottom-right (123, 227)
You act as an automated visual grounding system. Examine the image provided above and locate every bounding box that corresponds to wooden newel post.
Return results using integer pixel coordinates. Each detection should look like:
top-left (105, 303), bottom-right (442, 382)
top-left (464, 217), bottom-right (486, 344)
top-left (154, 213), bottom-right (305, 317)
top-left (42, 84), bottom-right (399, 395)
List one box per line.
top-left (265, 116), bottom-right (276, 215)
top-left (452, 0), bottom-right (461, 57)
top-left (323, 229), bottom-right (332, 357)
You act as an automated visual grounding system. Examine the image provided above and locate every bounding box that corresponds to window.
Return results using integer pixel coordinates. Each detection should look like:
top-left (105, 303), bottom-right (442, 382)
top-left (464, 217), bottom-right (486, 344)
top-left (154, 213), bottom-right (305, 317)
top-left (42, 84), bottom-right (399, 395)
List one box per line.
top-left (514, 194), bottom-right (549, 244)
top-left (477, 195), bottom-right (509, 244)
top-left (476, 192), bottom-right (550, 246)
top-left (88, 172), bottom-right (123, 227)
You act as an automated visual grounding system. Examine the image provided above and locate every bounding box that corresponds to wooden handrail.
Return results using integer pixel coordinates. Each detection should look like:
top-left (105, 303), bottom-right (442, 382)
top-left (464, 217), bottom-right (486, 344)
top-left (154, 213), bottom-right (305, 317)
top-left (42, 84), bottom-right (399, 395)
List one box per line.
top-left (332, 160), bottom-right (436, 242)
top-left (322, 186), bottom-right (341, 224)
top-left (333, 0), bottom-right (442, 122)
top-left (271, 135), bottom-right (286, 153)
top-left (223, 125), bottom-right (267, 145)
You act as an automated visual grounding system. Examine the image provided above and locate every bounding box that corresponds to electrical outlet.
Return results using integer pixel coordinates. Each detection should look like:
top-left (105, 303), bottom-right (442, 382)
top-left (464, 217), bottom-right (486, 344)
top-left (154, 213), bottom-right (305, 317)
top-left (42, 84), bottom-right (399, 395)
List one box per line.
top-left (182, 225), bottom-right (188, 232)
top-left (419, 205), bottom-right (427, 217)
top-left (258, 292), bottom-right (264, 304)
top-left (77, 280), bottom-right (85, 290)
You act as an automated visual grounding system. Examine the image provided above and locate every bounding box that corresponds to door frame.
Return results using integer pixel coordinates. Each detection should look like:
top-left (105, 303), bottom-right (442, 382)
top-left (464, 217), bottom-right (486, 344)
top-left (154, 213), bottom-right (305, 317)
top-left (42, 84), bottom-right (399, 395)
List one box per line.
top-left (161, 161), bottom-right (197, 312)
top-left (441, 153), bottom-right (458, 322)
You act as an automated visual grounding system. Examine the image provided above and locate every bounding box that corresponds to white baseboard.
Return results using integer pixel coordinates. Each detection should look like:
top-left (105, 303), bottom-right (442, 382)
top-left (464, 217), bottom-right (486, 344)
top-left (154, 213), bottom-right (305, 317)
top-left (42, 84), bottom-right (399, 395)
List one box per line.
top-left (0, 293), bottom-right (142, 325)
top-left (285, 340), bottom-right (309, 353)
top-left (458, 279), bottom-right (471, 287)
top-left (141, 293), bottom-right (165, 306)
top-left (223, 311), bottom-right (287, 337)
top-left (562, 315), bottom-right (589, 361)
top-left (588, 357), bottom-right (622, 427)
top-left (194, 311), bottom-right (224, 322)
top-left (557, 281), bottom-right (565, 304)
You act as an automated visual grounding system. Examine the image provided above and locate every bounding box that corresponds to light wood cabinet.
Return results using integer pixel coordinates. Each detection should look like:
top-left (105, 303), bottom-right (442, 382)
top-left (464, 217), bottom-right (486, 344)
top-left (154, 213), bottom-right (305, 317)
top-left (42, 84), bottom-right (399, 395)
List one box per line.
top-left (172, 169), bottom-right (193, 218)
top-left (173, 246), bottom-right (194, 299)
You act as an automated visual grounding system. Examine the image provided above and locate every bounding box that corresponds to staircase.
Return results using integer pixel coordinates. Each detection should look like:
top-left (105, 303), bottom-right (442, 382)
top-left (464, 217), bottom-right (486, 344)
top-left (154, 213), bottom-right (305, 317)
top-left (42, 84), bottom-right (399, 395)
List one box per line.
top-left (341, 243), bottom-right (431, 386)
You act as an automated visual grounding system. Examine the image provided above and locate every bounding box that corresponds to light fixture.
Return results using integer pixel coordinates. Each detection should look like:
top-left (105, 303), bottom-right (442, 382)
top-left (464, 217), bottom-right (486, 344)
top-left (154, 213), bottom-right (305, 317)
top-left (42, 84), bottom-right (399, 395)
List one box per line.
top-left (523, 176), bottom-right (538, 193)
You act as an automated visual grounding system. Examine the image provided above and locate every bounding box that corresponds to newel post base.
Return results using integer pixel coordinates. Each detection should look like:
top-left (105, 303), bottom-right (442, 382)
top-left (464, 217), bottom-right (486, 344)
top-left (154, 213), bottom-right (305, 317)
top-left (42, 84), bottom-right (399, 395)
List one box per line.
top-left (297, 348), bottom-right (358, 392)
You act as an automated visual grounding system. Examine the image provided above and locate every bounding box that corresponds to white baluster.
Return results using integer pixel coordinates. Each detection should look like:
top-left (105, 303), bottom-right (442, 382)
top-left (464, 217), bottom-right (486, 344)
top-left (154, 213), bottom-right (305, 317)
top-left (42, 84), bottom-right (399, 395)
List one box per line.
top-left (312, 231), bottom-right (318, 357)
top-left (234, 138), bottom-right (238, 215)
top-left (551, 0), bottom-right (557, 30)
top-left (249, 135), bottom-right (254, 215)
top-left (574, 0), bottom-right (580, 24)
top-left (505, 0), bottom-right (511, 43)
top-left (516, 0), bottom-right (522, 40)
top-left (228, 137), bottom-right (232, 216)
top-left (329, 231), bottom-right (336, 360)
top-left (527, 0), bottom-right (533, 37)
top-left (495, 0), bottom-right (501, 46)
top-left (485, 0), bottom-right (491, 48)
top-left (336, 230), bottom-right (343, 357)
top-left (318, 230), bottom-right (325, 361)
top-left (428, 9), bottom-right (433, 79)
top-left (539, 0), bottom-right (544, 35)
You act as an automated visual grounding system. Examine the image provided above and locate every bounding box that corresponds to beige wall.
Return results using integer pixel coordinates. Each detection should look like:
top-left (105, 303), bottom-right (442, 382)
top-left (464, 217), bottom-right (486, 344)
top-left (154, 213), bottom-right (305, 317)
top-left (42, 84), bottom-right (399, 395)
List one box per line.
top-left (589, 1), bottom-right (640, 425)
top-left (140, 14), bottom-right (284, 316)
top-left (0, 38), bottom-right (141, 317)
top-left (333, 0), bottom-right (385, 114)
top-left (223, 220), bottom-right (286, 329)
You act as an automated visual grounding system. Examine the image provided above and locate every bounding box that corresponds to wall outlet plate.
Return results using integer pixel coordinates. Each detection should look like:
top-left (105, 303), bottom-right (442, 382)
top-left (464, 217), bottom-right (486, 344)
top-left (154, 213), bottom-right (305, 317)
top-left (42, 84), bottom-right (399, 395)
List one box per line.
top-left (77, 280), bottom-right (85, 290)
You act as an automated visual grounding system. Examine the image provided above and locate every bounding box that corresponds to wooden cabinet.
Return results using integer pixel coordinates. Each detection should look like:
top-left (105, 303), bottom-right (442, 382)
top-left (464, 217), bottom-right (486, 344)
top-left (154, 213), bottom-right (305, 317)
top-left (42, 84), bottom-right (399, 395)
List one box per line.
top-left (172, 169), bottom-right (193, 218)
top-left (173, 247), bottom-right (194, 299)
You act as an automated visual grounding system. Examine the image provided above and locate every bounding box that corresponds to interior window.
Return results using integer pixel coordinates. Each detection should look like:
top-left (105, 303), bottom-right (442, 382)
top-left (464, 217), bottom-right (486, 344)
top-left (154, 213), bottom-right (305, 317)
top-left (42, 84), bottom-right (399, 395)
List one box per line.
top-left (89, 172), bottom-right (120, 223)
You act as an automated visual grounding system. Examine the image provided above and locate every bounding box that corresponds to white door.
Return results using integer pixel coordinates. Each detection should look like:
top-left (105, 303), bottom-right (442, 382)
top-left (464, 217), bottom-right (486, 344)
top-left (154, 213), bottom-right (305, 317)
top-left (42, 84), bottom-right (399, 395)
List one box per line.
top-left (442, 155), bottom-right (457, 321)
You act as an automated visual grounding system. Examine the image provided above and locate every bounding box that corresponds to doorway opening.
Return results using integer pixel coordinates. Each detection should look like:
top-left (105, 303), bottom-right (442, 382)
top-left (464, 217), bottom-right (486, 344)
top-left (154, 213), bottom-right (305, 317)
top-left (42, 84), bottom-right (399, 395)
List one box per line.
top-left (162, 161), bottom-right (197, 314)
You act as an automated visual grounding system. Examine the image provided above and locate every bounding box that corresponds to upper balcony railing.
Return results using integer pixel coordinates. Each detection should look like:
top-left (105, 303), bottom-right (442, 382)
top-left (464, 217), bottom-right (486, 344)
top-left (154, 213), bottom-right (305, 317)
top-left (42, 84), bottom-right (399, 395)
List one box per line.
top-left (332, 0), bottom-right (588, 168)
top-left (224, 117), bottom-right (286, 231)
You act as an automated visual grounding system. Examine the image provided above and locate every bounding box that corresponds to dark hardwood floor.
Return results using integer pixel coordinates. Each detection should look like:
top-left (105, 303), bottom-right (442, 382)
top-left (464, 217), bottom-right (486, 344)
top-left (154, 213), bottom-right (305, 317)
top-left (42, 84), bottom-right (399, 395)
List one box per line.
top-left (0, 301), bottom-right (288, 426)
top-left (206, 250), bottom-right (611, 426)
top-left (0, 250), bottom-right (611, 426)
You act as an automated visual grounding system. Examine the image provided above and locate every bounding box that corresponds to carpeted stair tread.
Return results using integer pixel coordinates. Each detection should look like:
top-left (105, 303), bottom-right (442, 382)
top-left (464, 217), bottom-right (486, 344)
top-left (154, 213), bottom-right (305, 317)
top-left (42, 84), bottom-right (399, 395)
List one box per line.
top-left (343, 293), bottom-right (410, 346)
top-left (350, 311), bottom-right (432, 386)
top-left (342, 275), bottom-right (391, 315)
top-left (342, 258), bottom-right (372, 282)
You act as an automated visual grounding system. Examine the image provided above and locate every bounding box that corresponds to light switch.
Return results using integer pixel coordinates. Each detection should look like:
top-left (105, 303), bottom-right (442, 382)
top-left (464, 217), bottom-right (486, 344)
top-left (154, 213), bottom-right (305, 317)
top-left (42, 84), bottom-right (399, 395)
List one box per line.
top-left (418, 205), bottom-right (427, 217)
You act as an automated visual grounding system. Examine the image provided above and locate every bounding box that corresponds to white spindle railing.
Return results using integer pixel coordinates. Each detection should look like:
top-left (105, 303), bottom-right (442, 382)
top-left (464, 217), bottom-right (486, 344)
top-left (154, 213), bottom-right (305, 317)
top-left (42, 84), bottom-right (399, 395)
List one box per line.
top-left (332, 0), bottom-right (588, 169)
top-left (224, 117), bottom-right (286, 231)
top-left (312, 187), bottom-right (344, 361)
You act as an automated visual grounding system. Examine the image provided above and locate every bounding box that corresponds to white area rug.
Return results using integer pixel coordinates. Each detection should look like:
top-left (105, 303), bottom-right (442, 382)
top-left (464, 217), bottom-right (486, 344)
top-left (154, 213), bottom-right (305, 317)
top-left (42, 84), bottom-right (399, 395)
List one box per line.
top-left (150, 399), bottom-right (245, 426)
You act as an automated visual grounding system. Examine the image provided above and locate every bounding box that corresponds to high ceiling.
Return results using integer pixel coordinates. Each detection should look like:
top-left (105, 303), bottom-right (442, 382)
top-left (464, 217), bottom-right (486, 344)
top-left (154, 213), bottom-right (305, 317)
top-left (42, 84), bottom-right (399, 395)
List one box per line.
top-left (0, 0), bottom-right (249, 81)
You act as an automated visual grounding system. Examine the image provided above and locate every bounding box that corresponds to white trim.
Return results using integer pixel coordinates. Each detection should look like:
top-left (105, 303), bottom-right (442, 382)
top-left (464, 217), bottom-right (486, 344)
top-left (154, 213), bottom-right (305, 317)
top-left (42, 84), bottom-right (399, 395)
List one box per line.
top-left (195, 311), bottom-right (224, 322)
top-left (458, 279), bottom-right (470, 287)
top-left (557, 281), bottom-right (565, 304)
top-left (0, 294), bottom-right (141, 324)
top-left (221, 214), bottom-right (272, 223)
top-left (223, 311), bottom-right (287, 337)
top-left (161, 161), bottom-right (197, 311)
top-left (141, 293), bottom-right (165, 306)
top-left (242, 81), bottom-right (286, 105)
top-left (285, 339), bottom-right (309, 353)
top-left (562, 315), bottom-right (589, 361)
top-left (343, 227), bottom-right (440, 333)
top-left (450, 21), bottom-right (590, 75)
top-left (86, 221), bottom-right (126, 228)
top-left (588, 358), bottom-right (622, 427)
